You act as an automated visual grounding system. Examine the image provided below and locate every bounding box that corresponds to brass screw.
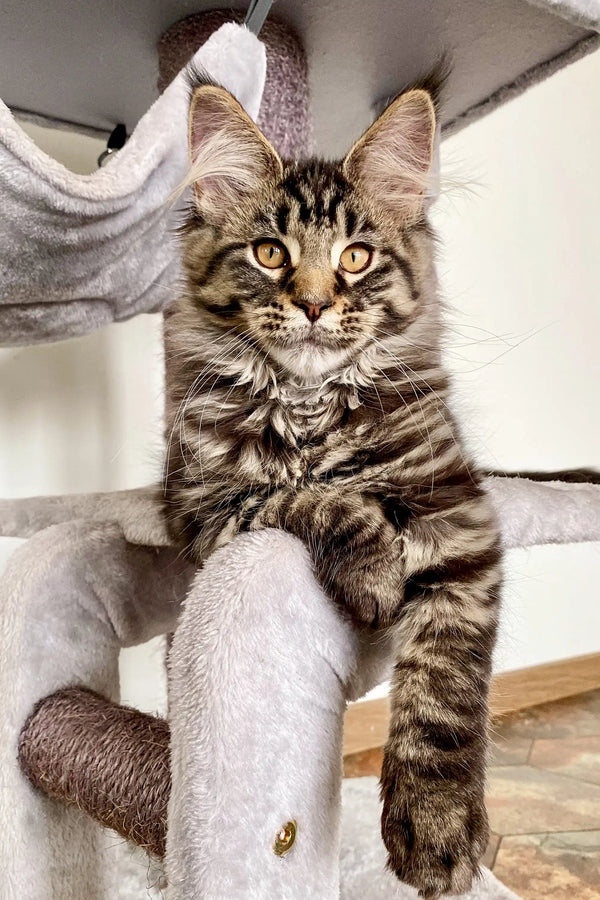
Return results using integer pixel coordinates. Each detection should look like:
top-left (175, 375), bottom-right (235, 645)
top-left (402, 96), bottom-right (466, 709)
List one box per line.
top-left (273, 819), bottom-right (297, 856)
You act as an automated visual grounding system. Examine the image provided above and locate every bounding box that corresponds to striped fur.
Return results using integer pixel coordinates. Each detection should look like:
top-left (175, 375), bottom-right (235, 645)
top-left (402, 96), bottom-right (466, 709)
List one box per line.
top-left (164, 80), bottom-right (501, 899)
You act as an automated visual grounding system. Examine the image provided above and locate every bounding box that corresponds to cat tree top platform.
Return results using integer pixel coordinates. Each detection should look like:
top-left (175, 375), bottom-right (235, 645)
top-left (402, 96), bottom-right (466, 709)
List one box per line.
top-left (0, 3), bottom-right (598, 346)
top-left (2, 0), bottom-right (598, 156)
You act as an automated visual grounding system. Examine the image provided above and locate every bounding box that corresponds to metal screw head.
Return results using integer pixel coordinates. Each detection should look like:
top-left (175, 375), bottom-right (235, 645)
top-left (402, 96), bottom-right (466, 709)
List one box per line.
top-left (273, 819), bottom-right (297, 856)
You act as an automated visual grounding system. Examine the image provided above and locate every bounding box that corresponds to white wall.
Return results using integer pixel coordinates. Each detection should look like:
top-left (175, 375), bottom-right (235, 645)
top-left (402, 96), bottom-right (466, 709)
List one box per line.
top-left (432, 48), bottom-right (600, 673)
top-left (1, 49), bottom-right (599, 713)
top-left (0, 315), bottom-right (168, 712)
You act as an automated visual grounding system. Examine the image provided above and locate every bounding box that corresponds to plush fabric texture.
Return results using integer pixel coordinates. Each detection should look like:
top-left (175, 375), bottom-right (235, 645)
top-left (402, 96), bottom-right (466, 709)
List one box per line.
top-left (486, 474), bottom-right (600, 548)
top-left (0, 485), bottom-right (170, 546)
top-left (88, 778), bottom-right (524, 900)
top-left (0, 520), bottom-right (190, 900)
top-left (2, 524), bottom-right (521, 899)
top-left (1, 9), bottom-right (598, 346)
top-left (166, 529), bottom-right (354, 898)
top-left (0, 23), bottom-right (267, 346)
top-left (525, 0), bottom-right (600, 29)
top-left (113, 774), bottom-right (521, 899)
top-left (444, 30), bottom-right (599, 136)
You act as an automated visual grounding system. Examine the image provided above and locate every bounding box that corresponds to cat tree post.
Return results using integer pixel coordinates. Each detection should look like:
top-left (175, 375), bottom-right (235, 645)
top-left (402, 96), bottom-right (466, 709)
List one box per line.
top-left (0, 520), bottom-right (190, 900)
top-left (13, 524), bottom-right (397, 899)
top-left (166, 529), bottom-right (361, 898)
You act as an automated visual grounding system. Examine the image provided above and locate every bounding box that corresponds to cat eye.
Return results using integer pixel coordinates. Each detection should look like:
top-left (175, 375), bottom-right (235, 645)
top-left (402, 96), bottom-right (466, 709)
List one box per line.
top-left (339, 243), bottom-right (373, 274)
top-left (254, 240), bottom-right (288, 270)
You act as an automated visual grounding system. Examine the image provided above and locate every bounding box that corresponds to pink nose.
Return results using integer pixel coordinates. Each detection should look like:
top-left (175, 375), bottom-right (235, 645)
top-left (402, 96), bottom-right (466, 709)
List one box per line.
top-left (292, 297), bottom-right (333, 323)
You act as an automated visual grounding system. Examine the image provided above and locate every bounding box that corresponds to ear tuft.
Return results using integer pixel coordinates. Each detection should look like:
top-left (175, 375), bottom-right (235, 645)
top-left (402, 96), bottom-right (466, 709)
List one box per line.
top-left (343, 89), bottom-right (436, 225)
top-left (185, 83), bottom-right (282, 225)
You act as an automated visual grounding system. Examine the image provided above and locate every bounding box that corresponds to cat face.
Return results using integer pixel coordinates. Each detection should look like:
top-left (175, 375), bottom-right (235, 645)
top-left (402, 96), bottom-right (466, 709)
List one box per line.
top-left (181, 82), bottom-right (436, 381)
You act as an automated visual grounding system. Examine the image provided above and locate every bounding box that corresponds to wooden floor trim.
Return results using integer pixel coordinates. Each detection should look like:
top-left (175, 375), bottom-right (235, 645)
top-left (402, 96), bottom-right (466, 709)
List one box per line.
top-left (343, 651), bottom-right (600, 758)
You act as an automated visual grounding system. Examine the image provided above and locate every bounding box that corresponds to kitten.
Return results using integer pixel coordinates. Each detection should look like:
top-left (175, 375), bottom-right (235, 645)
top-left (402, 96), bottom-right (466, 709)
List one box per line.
top-left (164, 73), bottom-right (501, 899)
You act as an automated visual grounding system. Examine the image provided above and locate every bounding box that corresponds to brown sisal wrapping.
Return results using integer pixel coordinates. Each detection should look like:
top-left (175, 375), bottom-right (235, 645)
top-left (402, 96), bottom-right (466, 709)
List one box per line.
top-left (18, 687), bottom-right (170, 857)
top-left (157, 11), bottom-right (313, 158)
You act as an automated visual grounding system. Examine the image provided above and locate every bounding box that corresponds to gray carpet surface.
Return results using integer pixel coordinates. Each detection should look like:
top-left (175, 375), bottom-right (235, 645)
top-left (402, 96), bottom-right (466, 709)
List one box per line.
top-left (340, 778), bottom-right (521, 900)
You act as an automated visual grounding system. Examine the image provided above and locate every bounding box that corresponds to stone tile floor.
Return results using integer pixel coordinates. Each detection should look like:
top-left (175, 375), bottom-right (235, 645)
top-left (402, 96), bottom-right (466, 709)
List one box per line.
top-left (485, 688), bottom-right (600, 898)
top-left (344, 688), bottom-right (600, 899)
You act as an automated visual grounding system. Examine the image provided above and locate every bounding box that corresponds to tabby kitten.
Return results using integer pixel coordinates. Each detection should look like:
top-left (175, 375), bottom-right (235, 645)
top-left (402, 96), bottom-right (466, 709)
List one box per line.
top-left (164, 74), bottom-right (501, 899)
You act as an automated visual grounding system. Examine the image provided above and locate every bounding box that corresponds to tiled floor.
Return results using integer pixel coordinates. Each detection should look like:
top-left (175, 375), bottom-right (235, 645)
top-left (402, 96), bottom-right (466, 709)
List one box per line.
top-left (486, 688), bottom-right (600, 898)
top-left (344, 688), bottom-right (600, 899)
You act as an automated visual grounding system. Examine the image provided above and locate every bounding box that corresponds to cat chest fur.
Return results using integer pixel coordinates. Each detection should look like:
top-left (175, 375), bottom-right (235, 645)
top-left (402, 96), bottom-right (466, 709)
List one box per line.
top-left (198, 377), bottom-right (360, 488)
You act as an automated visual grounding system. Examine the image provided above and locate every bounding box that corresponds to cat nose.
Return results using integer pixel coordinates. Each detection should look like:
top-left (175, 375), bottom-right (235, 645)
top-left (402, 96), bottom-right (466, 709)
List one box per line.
top-left (292, 296), bottom-right (333, 323)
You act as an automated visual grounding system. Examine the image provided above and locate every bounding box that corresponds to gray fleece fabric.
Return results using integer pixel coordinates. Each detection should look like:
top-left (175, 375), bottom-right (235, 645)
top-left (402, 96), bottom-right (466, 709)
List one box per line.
top-left (0, 524), bottom-right (522, 899)
top-left (1, 9), bottom-right (599, 346)
top-left (0, 521), bottom-right (191, 900)
top-left (0, 24), bottom-right (266, 346)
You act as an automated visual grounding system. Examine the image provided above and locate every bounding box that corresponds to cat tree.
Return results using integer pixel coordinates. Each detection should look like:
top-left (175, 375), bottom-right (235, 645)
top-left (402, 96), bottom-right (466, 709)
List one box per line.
top-left (1, 3), bottom-right (599, 899)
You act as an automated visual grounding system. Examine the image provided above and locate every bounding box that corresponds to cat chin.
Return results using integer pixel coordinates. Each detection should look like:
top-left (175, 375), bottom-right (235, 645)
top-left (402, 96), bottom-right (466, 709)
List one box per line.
top-left (267, 342), bottom-right (350, 381)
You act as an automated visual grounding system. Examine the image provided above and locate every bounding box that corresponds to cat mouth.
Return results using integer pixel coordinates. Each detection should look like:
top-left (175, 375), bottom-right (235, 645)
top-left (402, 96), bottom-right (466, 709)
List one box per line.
top-left (305, 328), bottom-right (332, 345)
top-left (280, 323), bottom-right (344, 350)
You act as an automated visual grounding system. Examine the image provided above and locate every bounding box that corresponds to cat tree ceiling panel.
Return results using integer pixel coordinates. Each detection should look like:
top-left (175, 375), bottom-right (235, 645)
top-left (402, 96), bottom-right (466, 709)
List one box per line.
top-left (1, 0), bottom-right (598, 156)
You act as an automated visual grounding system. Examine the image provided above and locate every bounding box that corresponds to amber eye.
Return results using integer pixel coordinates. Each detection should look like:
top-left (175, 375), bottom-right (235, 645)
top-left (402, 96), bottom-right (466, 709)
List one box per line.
top-left (254, 240), bottom-right (288, 269)
top-left (339, 243), bottom-right (373, 274)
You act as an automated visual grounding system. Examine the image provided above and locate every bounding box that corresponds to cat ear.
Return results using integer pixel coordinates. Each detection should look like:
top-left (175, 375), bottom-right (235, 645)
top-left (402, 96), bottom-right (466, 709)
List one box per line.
top-left (187, 83), bottom-right (283, 224)
top-left (343, 89), bottom-right (436, 225)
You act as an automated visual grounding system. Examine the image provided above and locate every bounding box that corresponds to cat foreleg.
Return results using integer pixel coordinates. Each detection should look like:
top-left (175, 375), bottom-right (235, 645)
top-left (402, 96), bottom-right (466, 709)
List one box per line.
top-left (380, 507), bottom-right (501, 898)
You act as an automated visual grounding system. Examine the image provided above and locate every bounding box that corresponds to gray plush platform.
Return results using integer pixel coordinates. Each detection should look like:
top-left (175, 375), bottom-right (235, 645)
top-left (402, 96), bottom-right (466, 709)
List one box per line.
top-left (2, 7), bottom-right (599, 346)
top-left (3, 0), bottom-right (599, 154)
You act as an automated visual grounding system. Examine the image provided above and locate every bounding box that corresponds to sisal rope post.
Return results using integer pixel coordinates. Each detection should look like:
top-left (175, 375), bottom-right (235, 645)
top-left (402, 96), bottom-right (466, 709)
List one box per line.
top-left (18, 687), bottom-right (170, 858)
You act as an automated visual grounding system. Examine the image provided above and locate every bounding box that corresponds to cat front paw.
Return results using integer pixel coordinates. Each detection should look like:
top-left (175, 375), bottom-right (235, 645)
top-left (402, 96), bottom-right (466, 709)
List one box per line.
top-left (380, 767), bottom-right (489, 899)
top-left (319, 547), bottom-right (404, 627)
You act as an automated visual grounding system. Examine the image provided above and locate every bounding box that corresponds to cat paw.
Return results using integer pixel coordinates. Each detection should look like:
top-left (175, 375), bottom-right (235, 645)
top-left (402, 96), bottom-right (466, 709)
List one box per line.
top-left (320, 548), bottom-right (404, 627)
top-left (380, 772), bottom-right (489, 899)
